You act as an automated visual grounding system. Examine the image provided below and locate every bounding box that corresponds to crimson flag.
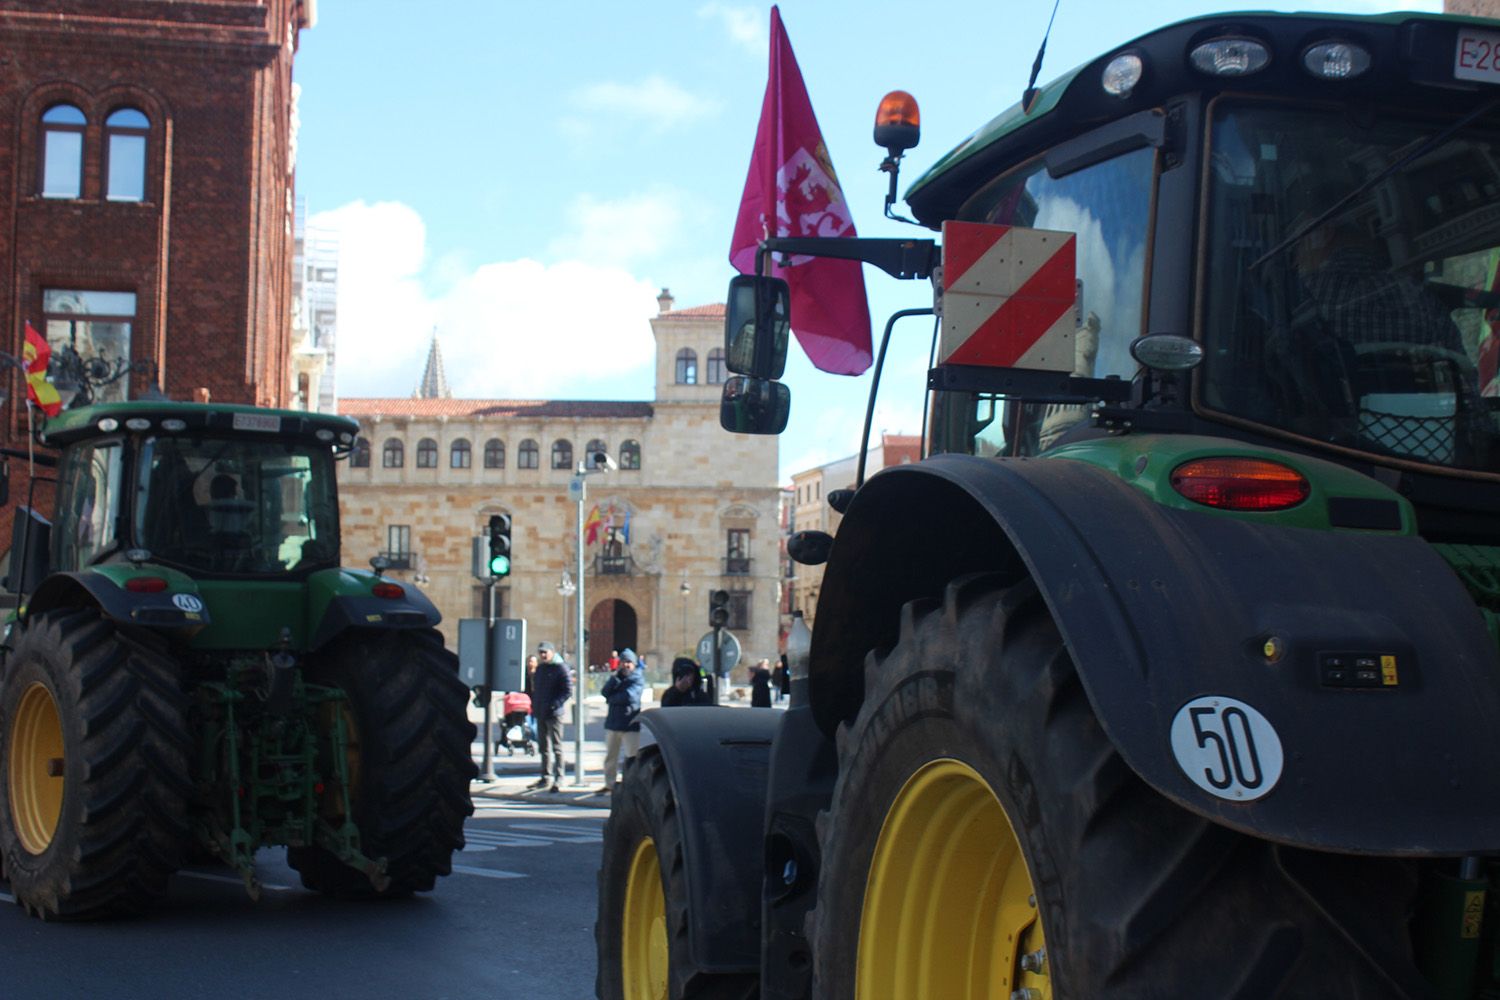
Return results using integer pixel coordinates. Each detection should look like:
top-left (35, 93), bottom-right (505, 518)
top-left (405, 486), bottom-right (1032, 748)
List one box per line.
top-left (729, 5), bottom-right (872, 375)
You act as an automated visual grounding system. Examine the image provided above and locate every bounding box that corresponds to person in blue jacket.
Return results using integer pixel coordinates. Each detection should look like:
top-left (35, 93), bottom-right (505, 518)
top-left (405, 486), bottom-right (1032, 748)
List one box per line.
top-left (597, 648), bottom-right (644, 794)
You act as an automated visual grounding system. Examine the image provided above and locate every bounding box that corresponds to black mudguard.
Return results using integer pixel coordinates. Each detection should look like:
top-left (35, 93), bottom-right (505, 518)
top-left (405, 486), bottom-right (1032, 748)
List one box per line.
top-left (638, 706), bottom-right (780, 973)
top-left (811, 453), bottom-right (1500, 854)
top-left (26, 572), bottom-right (212, 630)
top-left (308, 589), bottom-right (440, 650)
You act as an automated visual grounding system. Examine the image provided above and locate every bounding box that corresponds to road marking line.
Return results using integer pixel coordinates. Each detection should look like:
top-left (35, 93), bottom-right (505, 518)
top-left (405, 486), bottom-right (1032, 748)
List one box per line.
top-left (178, 871), bottom-right (292, 892)
top-left (451, 864), bottom-right (525, 880)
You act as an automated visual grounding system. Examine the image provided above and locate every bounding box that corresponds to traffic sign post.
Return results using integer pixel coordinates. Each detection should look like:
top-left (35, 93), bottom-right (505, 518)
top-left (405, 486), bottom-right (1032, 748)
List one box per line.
top-left (697, 628), bottom-right (742, 704)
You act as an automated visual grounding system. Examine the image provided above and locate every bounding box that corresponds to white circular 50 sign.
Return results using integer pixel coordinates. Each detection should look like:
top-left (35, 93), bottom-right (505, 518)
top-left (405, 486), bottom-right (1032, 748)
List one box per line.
top-left (1169, 696), bottom-right (1284, 802)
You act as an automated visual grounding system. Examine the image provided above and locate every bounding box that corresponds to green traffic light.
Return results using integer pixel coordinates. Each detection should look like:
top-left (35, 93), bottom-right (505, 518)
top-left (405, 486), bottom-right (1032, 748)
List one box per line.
top-left (489, 554), bottom-right (511, 577)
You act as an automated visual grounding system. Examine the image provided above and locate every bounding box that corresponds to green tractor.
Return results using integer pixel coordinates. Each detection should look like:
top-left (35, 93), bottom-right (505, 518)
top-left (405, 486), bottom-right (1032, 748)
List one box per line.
top-left (0, 399), bottom-right (477, 919)
top-left (597, 8), bottom-right (1500, 1000)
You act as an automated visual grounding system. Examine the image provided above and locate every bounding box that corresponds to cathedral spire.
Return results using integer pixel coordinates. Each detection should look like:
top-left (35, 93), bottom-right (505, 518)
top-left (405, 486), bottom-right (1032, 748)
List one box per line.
top-left (415, 329), bottom-right (451, 399)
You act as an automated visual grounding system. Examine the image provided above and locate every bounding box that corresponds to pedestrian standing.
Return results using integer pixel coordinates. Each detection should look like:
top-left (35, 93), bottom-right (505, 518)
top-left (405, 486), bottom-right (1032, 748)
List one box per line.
top-left (778, 653), bottom-right (791, 701)
top-left (660, 657), bottom-right (710, 706)
top-left (771, 657), bottom-right (787, 704)
top-left (530, 641), bottom-right (573, 793)
top-left (598, 648), bottom-right (644, 794)
top-left (751, 658), bottom-right (773, 708)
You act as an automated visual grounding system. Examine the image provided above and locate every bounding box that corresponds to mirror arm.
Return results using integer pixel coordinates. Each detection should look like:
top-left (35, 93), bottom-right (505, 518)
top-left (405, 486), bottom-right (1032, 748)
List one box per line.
top-left (760, 237), bottom-right (938, 281)
top-left (856, 308), bottom-right (935, 490)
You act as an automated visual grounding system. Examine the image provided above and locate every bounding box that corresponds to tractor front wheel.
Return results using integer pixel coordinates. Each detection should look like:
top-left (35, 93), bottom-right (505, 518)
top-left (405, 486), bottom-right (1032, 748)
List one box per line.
top-left (810, 573), bottom-right (1425, 998)
top-left (595, 747), bottom-right (758, 1000)
top-left (0, 609), bottom-right (190, 919)
top-left (287, 628), bottom-right (476, 897)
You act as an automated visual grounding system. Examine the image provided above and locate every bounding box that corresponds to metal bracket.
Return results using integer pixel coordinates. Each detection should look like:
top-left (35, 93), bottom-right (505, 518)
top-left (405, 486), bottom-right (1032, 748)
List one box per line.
top-left (928, 364), bottom-right (1132, 403)
top-left (760, 237), bottom-right (938, 280)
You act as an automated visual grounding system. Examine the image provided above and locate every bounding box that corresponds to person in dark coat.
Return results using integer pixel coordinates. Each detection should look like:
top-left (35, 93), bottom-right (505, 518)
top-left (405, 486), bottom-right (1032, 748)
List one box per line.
top-left (660, 657), bottom-right (710, 707)
top-left (772, 656), bottom-right (788, 703)
top-left (530, 641), bottom-right (573, 793)
top-left (598, 648), bottom-right (644, 794)
top-left (750, 658), bottom-right (773, 708)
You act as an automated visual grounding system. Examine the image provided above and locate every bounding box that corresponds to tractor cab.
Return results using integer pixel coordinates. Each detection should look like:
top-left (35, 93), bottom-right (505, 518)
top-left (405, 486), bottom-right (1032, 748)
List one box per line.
top-left (31, 402), bottom-right (350, 580)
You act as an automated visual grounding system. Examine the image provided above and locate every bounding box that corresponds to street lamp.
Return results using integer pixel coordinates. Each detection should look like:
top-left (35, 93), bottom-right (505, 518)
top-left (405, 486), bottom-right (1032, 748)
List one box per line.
top-left (679, 577), bottom-right (691, 654)
top-left (557, 571), bottom-right (576, 663)
top-left (570, 449), bottom-right (615, 787)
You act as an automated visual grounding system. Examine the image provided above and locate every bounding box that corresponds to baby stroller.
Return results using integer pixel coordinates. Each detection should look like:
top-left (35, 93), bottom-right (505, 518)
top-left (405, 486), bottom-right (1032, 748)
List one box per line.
top-left (498, 691), bottom-right (537, 756)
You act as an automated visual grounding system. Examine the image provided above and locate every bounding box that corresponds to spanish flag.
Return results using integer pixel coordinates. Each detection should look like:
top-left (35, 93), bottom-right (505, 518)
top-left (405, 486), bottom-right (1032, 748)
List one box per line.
top-left (22, 322), bottom-right (61, 417)
top-left (584, 503), bottom-right (603, 545)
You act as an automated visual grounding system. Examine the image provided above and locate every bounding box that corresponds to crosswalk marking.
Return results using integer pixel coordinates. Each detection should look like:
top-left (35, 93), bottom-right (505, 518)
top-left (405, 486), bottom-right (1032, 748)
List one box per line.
top-left (451, 864), bottom-right (524, 880)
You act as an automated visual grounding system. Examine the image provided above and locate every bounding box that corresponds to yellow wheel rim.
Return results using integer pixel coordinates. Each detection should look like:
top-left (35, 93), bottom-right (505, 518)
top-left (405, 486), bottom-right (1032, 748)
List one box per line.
top-left (621, 835), bottom-right (669, 1000)
top-left (9, 682), bottom-right (65, 855)
top-left (857, 759), bottom-right (1049, 999)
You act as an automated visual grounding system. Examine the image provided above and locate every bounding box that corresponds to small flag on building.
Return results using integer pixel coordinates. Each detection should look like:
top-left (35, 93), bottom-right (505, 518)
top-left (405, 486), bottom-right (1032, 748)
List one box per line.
top-left (22, 321), bottom-right (61, 417)
top-left (584, 504), bottom-right (604, 545)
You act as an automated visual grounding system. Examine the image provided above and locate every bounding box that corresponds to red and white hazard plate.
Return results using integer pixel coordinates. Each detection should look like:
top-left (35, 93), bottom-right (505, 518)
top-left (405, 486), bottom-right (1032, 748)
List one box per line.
top-left (938, 221), bottom-right (1077, 372)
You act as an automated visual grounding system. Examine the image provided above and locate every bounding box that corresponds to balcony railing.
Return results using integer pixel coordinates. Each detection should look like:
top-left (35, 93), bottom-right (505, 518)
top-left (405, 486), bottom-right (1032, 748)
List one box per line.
top-left (376, 550), bottom-right (413, 570)
top-left (596, 553), bottom-right (634, 576)
top-left (723, 556), bottom-right (752, 576)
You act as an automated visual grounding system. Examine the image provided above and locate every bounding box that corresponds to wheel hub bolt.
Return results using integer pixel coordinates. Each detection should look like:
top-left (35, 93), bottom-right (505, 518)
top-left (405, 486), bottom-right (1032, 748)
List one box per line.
top-left (1019, 947), bottom-right (1047, 974)
top-left (782, 859), bottom-right (798, 886)
top-left (1010, 990), bottom-right (1042, 1000)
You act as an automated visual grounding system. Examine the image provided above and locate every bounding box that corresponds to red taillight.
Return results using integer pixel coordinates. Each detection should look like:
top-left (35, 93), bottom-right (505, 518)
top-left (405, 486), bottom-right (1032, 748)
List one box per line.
top-left (372, 582), bottom-right (405, 600)
top-left (1170, 457), bottom-right (1310, 511)
top-left (124, 576), bottom-right (169, 593)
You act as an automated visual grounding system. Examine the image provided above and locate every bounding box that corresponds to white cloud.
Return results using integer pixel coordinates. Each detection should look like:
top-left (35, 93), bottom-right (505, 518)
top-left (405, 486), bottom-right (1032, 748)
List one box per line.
top-left (570, 75), bottom-right (722, 131)
top-left (310, 200), bottom-right (662, 403)
top-left (698, 2), bottom-right (763, 55)
top-left (546, 189), bottom-right (696, 269)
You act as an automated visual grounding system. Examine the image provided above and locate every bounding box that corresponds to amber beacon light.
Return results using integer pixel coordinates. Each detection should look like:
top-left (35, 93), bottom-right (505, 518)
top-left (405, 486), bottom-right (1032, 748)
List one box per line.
top-left (1170, 457), bottom-right (1310, 511)
top-left (874, 90), bottom-right (921, 156)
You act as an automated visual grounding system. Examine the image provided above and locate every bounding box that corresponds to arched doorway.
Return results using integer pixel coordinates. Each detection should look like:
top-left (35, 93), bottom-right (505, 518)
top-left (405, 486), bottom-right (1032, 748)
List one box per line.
top-left (588, 599), bottom-right (638, 670)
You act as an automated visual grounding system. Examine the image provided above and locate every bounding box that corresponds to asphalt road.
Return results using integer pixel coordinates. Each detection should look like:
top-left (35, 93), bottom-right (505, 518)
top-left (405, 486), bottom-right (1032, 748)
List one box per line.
top-left (0, 800), bottom-right (611, 1000)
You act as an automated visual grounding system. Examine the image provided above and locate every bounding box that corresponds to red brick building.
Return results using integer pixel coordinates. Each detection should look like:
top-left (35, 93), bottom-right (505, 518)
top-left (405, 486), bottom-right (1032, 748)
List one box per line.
top-left (0, 0), bottom-right (312, 420)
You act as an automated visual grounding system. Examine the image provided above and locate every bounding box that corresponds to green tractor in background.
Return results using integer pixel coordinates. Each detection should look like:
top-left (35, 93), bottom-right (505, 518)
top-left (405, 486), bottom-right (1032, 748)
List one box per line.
top-left (0, 399), bottom-right (476, 919)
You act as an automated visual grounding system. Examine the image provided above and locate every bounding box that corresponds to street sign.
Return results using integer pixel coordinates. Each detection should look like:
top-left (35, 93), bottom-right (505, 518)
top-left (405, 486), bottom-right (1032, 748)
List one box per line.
top-left (457, 618), bottom-right (488, 688)
top-left (696, 629), bottom-right (742, 675)
top-left (568, 476), bottom-right (585, 503)
top-left (490, 618), bottom-right (528, 692)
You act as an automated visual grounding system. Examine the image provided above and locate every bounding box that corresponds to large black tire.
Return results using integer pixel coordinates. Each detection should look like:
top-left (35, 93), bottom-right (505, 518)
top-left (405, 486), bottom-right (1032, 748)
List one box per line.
top-left (287, 628), bottom-right (476, 897)
top-left (595, 748), bottom-right (758, 1000)
top-left (810, 573), bottom-right (1427, 999)
top-left (0, 608), bottom-right (191, 919)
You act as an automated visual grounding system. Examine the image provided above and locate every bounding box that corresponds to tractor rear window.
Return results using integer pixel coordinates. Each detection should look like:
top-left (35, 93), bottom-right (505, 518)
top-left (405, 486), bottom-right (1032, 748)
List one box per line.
top-left (134, 436), bottom-right (339, 576)
top-left (1201, 102), bottom-right (1500, 475)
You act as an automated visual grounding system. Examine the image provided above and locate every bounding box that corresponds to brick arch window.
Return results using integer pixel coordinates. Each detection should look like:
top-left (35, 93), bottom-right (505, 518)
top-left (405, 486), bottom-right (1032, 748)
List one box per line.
top-left (351, 437), bottom-right (371, 468)
top-left (484, 438), bottom-right (505, 469)
top-left (104, 107), bottom-right (149, 202)
top-left (518, 439), bottom-right (539, 470)
top-left (450, 438), bottom-right (472, 469)
top-left (40, 103), bottom-right (86, 199)
top-left (416, 438), bottom-right (438, 468)
top-left (382, 438), bottom-right (404, 468)
top-left (619, 439), bottom-right (641, 470)
top-left (675, 348), bottom-right (698, 384)
top-left (551, 439), bottom-right (573, 470)
top-left (707, 348), bottom-right (727, 384)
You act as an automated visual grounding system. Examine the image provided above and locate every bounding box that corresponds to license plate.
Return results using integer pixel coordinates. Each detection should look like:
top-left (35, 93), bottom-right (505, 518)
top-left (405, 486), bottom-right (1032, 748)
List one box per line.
top-left (231, 411), bottom-right (281, 432)
top-left (1455, 28), bottom-right (1500, 84)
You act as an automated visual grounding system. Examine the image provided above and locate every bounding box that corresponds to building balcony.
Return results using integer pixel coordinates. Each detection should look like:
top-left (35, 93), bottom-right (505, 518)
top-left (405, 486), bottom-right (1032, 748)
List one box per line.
top-left (376, 550), bottom-right (413, 571)
top-left (723, 556), bottom-right (752, 576)
top-left (595, 552), bottom-right (634, 576)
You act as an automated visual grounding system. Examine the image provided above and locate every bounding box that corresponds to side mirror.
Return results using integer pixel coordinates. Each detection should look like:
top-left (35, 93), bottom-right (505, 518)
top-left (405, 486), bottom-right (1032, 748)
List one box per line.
top-left (725, 275), bottom-right (790, 379)
top-left (720, 376), bottom-right (790, 435)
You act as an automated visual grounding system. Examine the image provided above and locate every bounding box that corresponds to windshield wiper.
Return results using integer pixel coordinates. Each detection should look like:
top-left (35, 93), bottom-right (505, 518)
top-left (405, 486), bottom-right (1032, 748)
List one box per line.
top-left (1250, 97), bottom-right (1500, 272)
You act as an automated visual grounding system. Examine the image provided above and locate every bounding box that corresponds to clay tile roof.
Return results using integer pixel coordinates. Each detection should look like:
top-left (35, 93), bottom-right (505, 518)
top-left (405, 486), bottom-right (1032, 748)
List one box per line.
top-left (338, 398), bottom-right (654, 420)
top-left (658, 303), bottom-right (725, 319)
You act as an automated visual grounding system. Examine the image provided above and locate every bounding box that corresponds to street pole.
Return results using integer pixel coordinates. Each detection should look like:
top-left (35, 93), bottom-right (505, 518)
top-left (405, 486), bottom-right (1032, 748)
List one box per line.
top-left (480, 578), bottom-right (498, 781)
top-left (574, 468), bottom-right (587, 788)
top-left (712, 623), bottom-right (723, 706)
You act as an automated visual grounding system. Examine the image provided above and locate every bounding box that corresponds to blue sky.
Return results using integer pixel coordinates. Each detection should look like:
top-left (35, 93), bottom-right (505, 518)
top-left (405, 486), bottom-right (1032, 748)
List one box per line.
top-left (293, 0), bottom-right (1442, 482)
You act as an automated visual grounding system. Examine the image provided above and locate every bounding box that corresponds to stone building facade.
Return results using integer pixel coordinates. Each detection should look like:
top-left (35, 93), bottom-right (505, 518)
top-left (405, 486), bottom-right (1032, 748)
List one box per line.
top-left (0, 0), bottom-right (311, 417)
top-left (337, 294), bottom-right (783, 682)
top-left (789, 434), bottom-right (919, 628)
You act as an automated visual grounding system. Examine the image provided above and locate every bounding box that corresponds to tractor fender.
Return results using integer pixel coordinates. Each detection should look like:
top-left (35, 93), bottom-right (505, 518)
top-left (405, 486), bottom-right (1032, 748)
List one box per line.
top-left (638, 706), bottom-right (779, 974)
top-left (306, 569), bottom-right (441, 650)
top-left (810, 453), bottom-right (1500, 854)
top-left (25, 571), bottom-right (212, 630)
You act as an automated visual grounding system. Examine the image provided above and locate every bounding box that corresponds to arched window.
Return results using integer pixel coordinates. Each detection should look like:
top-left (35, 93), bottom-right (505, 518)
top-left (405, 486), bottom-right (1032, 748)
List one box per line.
top-left (551, 439), bottom-right (573, 470)
top-left (484, 438), bottom-right (505, 469)
top-left (675, 348), bottom-right (698, 384)
top-left (350, 437), bottom-right (371, 468)
top-left (620, 439), bottom-right (641, 470)
top-left (41, 104), bottom-right (85, 199)
top-left (585, 439), bottom-right (608, 469)
top-left (382, 438), bottom-right (404, 468)
top-left (450, 438), bottom-right (471, 469)
top-left (104, 107), bottom-right (149, 202)
top-left (518, 439), bottom-right (539, 469)
top-left (706, 348), bottom-right (727, 384)
top-left (416, 438), bottom-right (438, 468)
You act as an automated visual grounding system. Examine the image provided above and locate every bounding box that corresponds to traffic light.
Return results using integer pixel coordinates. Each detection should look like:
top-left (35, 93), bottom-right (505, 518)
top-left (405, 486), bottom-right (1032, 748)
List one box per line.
top-left (487, 514), bottom-right (512, 578)
top-left (708, 589), bottom-right (730, 629)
